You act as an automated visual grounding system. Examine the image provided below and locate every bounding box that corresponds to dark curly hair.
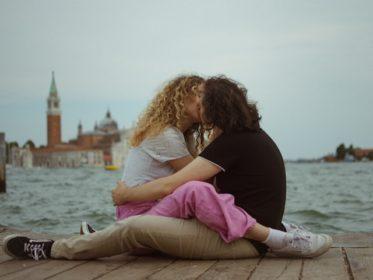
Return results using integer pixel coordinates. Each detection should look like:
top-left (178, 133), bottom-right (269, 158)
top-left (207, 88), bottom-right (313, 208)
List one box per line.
top-left (202, 76), bottom-right (261, 133)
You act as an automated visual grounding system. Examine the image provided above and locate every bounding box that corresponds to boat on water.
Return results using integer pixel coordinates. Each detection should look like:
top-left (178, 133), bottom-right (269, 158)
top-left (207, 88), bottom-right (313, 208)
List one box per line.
top-left (105, 165), bottom-right (119, 171)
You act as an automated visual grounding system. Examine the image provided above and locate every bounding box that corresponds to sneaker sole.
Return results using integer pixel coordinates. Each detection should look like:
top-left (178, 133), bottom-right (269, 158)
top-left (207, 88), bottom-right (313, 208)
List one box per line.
top-left (268, 234), bottom-right (334, 258)
top-left (3, 234), bottom-right (25, 258)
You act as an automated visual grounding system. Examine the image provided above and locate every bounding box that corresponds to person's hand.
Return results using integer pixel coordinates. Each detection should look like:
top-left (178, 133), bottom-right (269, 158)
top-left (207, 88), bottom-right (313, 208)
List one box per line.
top-left (111, 181), bottom-right (129, 206)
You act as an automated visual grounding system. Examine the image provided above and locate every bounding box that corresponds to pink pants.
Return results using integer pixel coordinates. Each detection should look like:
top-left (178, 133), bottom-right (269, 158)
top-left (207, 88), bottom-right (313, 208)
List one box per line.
top-left (116, 181), bottom-right (257, 243)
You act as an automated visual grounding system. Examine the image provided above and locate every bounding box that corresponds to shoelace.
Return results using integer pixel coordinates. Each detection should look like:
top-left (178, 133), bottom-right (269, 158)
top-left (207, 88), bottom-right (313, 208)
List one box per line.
top-left (24, 243), bottom-right (47, 261)
top-left (288, 230), bottom-right (312, 252)
top-left (288, 223), bottom-right (310, 232)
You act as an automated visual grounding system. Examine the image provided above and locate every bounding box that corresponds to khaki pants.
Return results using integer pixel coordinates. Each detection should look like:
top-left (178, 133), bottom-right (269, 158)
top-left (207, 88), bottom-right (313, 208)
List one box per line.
top-left (51, 215), bottom-right (259, 260)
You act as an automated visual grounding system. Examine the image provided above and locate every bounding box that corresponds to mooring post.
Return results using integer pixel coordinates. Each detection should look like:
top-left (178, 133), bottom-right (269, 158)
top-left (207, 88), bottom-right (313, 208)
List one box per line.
top-left (0, 132), bottom-right (6, 193)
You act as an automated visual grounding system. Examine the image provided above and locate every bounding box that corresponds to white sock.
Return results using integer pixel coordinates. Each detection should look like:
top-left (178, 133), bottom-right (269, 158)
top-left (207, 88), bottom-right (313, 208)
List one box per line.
top-left (263, 228), bottom-right (287, 249)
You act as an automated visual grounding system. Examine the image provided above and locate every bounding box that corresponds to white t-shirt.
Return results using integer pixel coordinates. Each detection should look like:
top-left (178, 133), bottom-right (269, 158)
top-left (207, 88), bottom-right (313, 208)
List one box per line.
top-left (121, 127), bottom-right (190, 187)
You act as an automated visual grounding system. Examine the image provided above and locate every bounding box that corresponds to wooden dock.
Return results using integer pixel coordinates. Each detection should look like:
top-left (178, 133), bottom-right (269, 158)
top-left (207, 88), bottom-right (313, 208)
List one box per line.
top-left (0, 227), bottom-right (372, 280)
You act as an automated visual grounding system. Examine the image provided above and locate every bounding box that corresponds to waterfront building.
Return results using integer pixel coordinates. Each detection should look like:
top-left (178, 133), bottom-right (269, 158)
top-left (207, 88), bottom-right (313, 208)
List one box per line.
top-left (323, 147), bottom-right (373, 162)
top-left (32, 146), bottom-right (103, 168)
top-left (353, 148), bottom-right (373, 160)
top-left (30, 72), bottom-right (130, 168)
top-left (111, 128), bottom-right (133, 167)
top-left (68, 110), bottom-right (122, 165)
top-left (10, 146), bottom-right (33, 168)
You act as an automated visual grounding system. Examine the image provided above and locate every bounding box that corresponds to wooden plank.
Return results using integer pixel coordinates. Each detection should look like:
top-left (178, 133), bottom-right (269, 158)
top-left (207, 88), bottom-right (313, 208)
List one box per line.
top-left (198, 258), bottom-right (260, 280)
top-left (0, 229), bottom-right (372, 280)
top-left (333, 233), bottom-right (373, 248)
top-left (0, 239), bottom-right (16, 263)
top-left (0, 255), bottom-right (12, 264)
top-left (97, 256), bottom-right (175, 280)
top-left (47, 254), bottom-right (136, 280)
top-left (301, 248), bottom-right (350, 280)
top-left (250, 258), bottom-right (302, 280)
top-left (0, 247), bottom-right (7, 256)
top-left (0, 260), bottom-right (87, 280)
top-left (345, 247), bottom-right (373, 280)
top-left (149, 259), bottom-right (216, 280)
top-left (0, 259), bottom-right (49, 277)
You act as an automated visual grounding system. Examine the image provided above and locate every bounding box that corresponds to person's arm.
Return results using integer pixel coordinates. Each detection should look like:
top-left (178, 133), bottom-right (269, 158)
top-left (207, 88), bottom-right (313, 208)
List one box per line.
top-left (167, 155), bottom-right (194, 171)
top-left (112, 156), bottom-right (221, 205)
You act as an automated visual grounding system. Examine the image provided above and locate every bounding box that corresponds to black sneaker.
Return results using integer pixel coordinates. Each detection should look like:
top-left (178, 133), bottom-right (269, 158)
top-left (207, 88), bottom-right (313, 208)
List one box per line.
top-left (3, 234), bottom-right (54, 261)
top-left (80, 221), bottom-right (96, 235)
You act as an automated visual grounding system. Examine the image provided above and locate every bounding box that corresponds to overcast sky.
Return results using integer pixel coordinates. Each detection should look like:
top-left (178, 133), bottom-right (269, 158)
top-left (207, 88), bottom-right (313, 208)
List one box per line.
top-left (1, 0), bottom-right (372, 159)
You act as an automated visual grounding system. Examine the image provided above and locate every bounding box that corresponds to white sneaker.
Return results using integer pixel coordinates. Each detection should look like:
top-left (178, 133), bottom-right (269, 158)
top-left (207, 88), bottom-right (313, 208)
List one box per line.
top-left (282, 221), bottom-right (310, 233)
top-left (80, 221), bottom-right (96, 235)
top-left (270, 230), bottom-right (333, 258)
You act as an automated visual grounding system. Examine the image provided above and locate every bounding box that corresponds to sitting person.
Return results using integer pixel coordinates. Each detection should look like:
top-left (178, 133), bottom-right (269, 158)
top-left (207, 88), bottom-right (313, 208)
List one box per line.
top-left (3, 75), bottom-right (332, 261)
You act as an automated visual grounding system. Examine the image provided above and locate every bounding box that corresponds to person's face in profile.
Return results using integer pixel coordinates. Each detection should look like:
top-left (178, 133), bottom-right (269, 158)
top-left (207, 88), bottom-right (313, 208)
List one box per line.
top-left (184, 83), bottom-right (205, 124)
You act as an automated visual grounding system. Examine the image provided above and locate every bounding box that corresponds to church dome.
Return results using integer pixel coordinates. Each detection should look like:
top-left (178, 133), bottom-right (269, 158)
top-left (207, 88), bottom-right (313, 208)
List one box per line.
top-left (97, 110), bottom-right (118, 133)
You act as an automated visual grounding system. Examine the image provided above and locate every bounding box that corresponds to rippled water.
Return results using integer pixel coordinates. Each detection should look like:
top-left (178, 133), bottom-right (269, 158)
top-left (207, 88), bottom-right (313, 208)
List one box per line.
top-left (1, 162), bottom-right (372, 234)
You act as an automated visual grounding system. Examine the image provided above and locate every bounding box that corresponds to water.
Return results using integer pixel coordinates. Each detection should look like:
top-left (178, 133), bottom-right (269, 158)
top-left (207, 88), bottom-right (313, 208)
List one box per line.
top-left (0, 162), bottom-right (372, 235)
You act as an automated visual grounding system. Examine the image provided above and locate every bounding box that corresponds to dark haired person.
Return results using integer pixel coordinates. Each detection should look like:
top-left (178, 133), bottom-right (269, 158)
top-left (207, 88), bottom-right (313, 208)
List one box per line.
top-left (3, 76), bottom-right (332, 261)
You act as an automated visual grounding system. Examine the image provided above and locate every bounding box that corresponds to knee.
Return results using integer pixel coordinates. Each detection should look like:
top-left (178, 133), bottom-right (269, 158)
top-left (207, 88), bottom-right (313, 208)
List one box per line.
top-left (118, 215), bottom-right (146, 230)
top-left (115, 215), bottom-right (150, 242)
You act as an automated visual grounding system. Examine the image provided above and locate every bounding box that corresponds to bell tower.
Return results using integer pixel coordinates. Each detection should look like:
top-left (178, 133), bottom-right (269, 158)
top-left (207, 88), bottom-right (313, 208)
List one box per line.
top-left (78, 121), bottom-right (82, 136)
top-left (47, 71), bottom-right (62, 147)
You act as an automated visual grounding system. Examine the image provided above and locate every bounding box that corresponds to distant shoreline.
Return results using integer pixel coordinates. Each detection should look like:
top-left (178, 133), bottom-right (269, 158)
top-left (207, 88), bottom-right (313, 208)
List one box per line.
top-left (285, 159), bottom-right (373, 164)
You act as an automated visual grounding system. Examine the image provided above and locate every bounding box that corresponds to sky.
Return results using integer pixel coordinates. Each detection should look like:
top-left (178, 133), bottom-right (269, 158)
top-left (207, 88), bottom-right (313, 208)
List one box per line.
top-left (0, 0), bottom-right (372, 160)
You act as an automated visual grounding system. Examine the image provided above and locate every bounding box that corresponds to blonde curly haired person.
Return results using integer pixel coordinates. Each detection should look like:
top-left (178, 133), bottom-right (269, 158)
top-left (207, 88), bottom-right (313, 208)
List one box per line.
top-left (115, 74), bottom-right (207, 221)
top-left (130, 75), bottom-right (206, 157)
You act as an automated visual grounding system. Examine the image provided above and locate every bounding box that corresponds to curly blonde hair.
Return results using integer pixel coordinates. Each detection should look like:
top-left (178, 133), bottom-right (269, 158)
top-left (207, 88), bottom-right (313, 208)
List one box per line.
top-left (130, 75), bottom-right (206, 155)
